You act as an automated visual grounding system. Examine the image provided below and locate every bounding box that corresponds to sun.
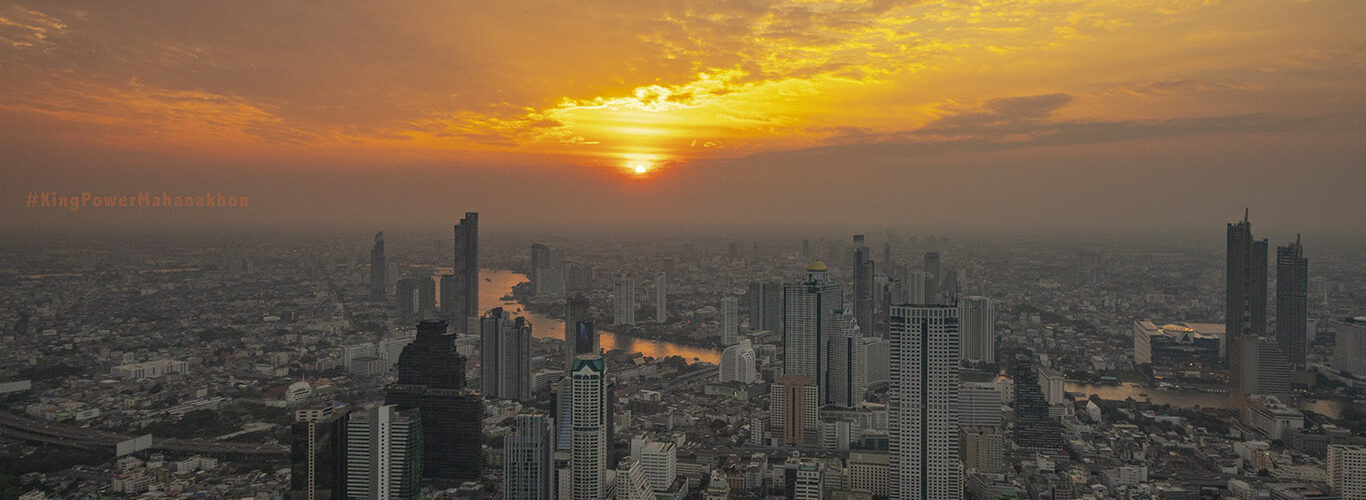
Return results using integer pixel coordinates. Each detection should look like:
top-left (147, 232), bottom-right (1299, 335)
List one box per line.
top-left (630, 161), bottom-right (651, 175)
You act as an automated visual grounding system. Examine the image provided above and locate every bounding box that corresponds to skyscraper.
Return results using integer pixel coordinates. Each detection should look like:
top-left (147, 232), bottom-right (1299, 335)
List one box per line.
top-left (385, 319), bottom-right (483, 483)
top-left (480, 307), bottom-right (533, 401)
top-left (395, 277), bottom-right (418, 326)
top-left (614, 277), bottom-right (636, 326)
top-left (637, 440), bottom-right (677, 493)
top-left (655, 272), bottom-right (667, 323)
top-left (291, 403), bottom-right (348, 500)
top-left (853, 235), bottom-right (875, 335)
top-left (720, 339), bottom-right (757, 385)
top-left (417, 277), bottom-right (436, 320)
top-left (721, 296), bottom-right (739, 346)
top-left (783, 261), bottom-right (842, 401)
top-left (438, 274), bottom-right (454, 321)
top-left (1276, 235), bottom-right (1308, 370)
top-left (565, 294), bottom-right (597, 372)
top-left (452, 212), bottom-right (479, 333)
top-left (370, 232), bottom-right (385, 300)
top-left (959, 296), bottom-right (996, 365)
top-left (888, 305), bottom-right (961, 500)
top-left (504, 413), bottom-right (553, 500)
top-left (1227, 210), bottom-right (1269, 409)
top-left (571, 354), bottom-right (608, 500)
top-left (923, 252), bottom-right (941, 304)
top-left (1334, 317), bottom-right (1366, 376)
top-left (770, 374), bottom-right (819, 446)
top-left (344, 405), bottom-right (422, 500)
top-left (747, 280), bottom-right (783, 332)
top-left (531, 243), bottom-right (551, 293)
top-left (825, 309), bottom-right (866, 409)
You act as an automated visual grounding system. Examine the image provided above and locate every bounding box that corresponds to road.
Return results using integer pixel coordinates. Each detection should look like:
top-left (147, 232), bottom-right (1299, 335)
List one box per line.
top-left (0, 411), bottom-right (287, 455)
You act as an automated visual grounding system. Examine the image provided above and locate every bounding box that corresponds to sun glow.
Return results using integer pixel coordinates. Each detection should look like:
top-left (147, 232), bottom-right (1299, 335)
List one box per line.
top-left (630, 160), bottom-right (651, 174)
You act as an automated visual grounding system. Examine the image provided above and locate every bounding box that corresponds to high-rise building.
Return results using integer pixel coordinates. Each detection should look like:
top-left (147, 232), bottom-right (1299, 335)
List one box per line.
top-left (720, 339), bottom-right (757, 385)
top-left (480, 307), bottom-right (533, 401)
top-left (923, 252), bottom-right (941, 303)
top-left (655, 272), bottom-right (667, 323)
top-left (961, 426), bottom-right (1005, 473)
top-left (905, 270), bottom-right (928, 305)
top-left (747, 280), bottom-right (783, 332)
top-left (565, 295), bottom-right (597, 372)
top-left (615, 457), bottom-right (656, 500)
top-left (1012, 354), bottom-right (1063, 452)
top-left (959, 296), bottom-right (996, 365)
top-left (1038, 367), bottom-right (1066, 406)
top-left (825, 309), bottom-right (866, 408)
top-left (721, 296), bottom-right (740, 346)
top-left (1276, 235), bottom-right (1308, 370)
top-left (438, 274), bottom-right (455, 320)
top-left (638, 440), bottom-right (677, 493)
top-left (531, 243), bottom-right (551, 294)
top-left (770, 375), bottom-right (819, 446)
top-left (1327, 444), bottom-right (1366, 500)
top-left (1227, 210), bottom-right (1269, 409)
top-left (1334, 317), bottom-right (1366, 376)
top-left (417, 277), bottom-right (436, 320)
top-left (1239, 336), bottom-right (1292, 402)
top-left (784, 261), bottom-right (842, 401)
top-left (614, 278), bottom-right (636, 326)
top-left (957, 381), bottom-right (1004, 428)
top-left (291, 403), bottom-right (348, 500)
top-left (853, 235), bottom-right (875, 335)
top-left (385, 319), bottom-right (483, 483)
top-left (370, 232), bottom-right (386, 300)
top-left (452, 212), bottom-right (479, 333)
top-left (889, 305), bottom-right (961, 500)
top-left (571, 354), bottom-right (608, 500)
top-left (344, 405), bottom-right (422, 500)
top-left (793, 460), bottom-right (828, 500)
top-left (552, 381), bottom-right (573, 451)
top-left (504, 413), bottom-right (553, 500)
top-left (395, 277), bottom-right (418, 326)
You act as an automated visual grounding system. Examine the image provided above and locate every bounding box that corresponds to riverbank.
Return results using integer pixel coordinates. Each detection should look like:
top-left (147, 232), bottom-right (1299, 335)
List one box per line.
top-left (510, 279), bottom-right (726, 353)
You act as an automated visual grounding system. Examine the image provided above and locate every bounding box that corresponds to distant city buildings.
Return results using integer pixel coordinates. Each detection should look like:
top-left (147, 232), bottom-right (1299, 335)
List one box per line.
top-left (655, 272), bottom-right (667, 323)
top-left (888, 304), bottom-right (961, 500)
top-left (747, 280), bottom-right (782, 332)
top-left (852, 235), bottom-right (875, 335)
top-left (1131, 321), bottom-right (1224, 381)
top-left (111, 360), bottom-right (188, 379)
top-left (1334, 317), bottom-right (1366, 376)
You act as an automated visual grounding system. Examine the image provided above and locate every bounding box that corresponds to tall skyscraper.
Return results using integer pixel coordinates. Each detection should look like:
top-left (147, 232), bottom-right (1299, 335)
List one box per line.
top-left (655, 272), bottom-right (667, 323)
top-left (385, 319), bottom-right (483, 483)
top-left (291, 403), bottom-right (348, 500)
top-left (504, 413), bottom-right (553, 500)
top-left (565, 294), bottom-right (597, 372)
top-left (747, 280), bottom-right (783, 332)
top-left (1227, 210), bottom-right (1269, 409)
top-left (721, 296), bottom-right (740, 346)
top-left (480, 307), bottom-right (533, 401)
top-left (923, 252), bottom-right (941, 303)
top-left (531, 243), bottom-right (551, 293)
top-left (452, 212), bottom-right (479, 333)
top-left (770, 374), bottom-right (819, 446)
top-left (853, 235), bottom-right (875, 334)
top-left (1011, 354), bottom-right (1063, 452)
top-left (888, 305), bottom-right (961, 500)
top-left (959, 296), bottom-right (996, 365)
top-left (783, 261), bottom-right (842, 401)
top-left (570, 355), bottom-right (608, 500)
top-left (438, 274), bottom-right (455, 320)
top-left (370, 232), bottom-right (386, 300)
top-left (825, 309), bottom-right (866, 408)
top-left (720, 339), bottom-right (757, 385)
top-left (417, 277), bottom-right (436, 320)
top-left (1276, 235), bottom-right (1308, 370)
top-left (344, 405), bottom-right (422, 500)
top-left (614, 277), bottom-right (636, 326)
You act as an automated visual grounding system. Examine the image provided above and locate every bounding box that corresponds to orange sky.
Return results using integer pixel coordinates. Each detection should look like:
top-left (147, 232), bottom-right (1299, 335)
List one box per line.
top-left (1, 0), bottom-right (1363, 233)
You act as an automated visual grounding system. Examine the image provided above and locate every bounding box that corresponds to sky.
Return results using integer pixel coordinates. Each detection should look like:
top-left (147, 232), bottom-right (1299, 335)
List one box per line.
top-left (1, 0), bottom-right (1363, 236)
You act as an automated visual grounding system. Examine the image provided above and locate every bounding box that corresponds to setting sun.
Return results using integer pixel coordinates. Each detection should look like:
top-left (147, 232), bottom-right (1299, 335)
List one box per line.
top-left (629, 161), bottom-right (651, 175)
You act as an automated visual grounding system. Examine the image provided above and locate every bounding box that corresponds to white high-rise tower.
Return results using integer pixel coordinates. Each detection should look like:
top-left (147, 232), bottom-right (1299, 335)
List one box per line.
top-left (570, 354), bottom-right (607, 500)
top-left (889, 305), bottom-right (961, 500)
top-left (720, 339), bottom-right (757, 385)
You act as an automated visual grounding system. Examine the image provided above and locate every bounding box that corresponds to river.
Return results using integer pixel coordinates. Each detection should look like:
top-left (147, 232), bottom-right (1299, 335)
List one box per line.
top-left (1066, 382), bottom-right (1349, 419)
top-left (472, 269), bottom-right (721, 364)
